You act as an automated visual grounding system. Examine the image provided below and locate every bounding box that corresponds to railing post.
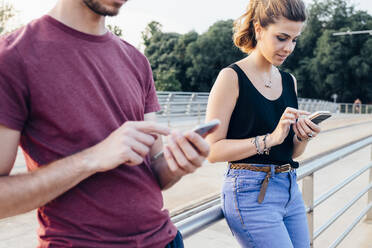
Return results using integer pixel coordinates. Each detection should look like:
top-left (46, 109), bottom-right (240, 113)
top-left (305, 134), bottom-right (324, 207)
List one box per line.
top-left (166, 93), bottom-right (173, 127)
top-left (366, 145), bottom-right (372, 223)
top-left (197, 103), bottom-right (201, 124)
top-left (303, 174), bottom-right (314, 247)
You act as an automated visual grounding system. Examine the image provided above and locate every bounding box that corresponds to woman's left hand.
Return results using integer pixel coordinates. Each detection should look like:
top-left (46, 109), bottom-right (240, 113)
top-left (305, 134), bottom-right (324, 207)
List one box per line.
top-left (293, 118), bottom-right (321, 142)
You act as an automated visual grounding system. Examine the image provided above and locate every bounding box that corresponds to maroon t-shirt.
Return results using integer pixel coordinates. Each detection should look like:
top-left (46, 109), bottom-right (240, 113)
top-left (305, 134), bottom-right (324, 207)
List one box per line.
top-left (0, 15), bottom-right (177, 247)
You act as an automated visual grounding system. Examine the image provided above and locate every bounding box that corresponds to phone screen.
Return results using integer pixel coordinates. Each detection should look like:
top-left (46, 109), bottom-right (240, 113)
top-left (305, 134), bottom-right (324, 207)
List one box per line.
top-left (310, 113), bottom-right (331, 124)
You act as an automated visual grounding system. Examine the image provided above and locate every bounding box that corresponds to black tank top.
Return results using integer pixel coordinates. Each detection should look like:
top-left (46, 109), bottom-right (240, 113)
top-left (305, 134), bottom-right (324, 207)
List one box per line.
top-left (226, 64), bottom-right (299, 168)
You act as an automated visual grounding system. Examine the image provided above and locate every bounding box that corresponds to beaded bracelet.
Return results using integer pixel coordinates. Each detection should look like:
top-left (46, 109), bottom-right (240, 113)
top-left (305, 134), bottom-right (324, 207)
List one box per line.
top-left (254, 136), bottom-right (263, 155)
top-left (263, 134), bottom-right (270, 155)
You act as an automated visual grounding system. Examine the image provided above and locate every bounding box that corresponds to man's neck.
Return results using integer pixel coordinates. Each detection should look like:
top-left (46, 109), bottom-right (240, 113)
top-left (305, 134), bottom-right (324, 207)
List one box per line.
top-left (48, 0), bottom-right (107, 36)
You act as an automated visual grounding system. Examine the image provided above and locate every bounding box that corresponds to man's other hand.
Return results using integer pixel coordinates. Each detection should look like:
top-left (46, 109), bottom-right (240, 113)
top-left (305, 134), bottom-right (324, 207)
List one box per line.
top-left (86, 121), bottom-right (170, 173)
top-left (163, 130), bottom-right (210, 177)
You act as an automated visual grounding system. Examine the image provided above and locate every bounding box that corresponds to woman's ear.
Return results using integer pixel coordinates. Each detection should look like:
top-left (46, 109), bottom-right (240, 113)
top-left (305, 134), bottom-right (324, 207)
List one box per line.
top-left (254, 21), bottom-right (262, 41)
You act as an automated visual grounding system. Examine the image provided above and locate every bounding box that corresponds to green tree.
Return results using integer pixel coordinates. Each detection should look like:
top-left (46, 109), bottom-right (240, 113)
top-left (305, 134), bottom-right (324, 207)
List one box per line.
top-left (107, 24), bottom-right (123, 37)
top-left (185, 20), bottom-right (245, 91)
top-left (155, 68), bottom-right (182, 91)
top-left (0, 2), bottom-right (15, 35)
top-left (143, 26), bottom-right (182, 91)
top-left (173, 31), bottom-right (198, 91)
top-left (142, 21), bottom-right (162, 47)
top-left (143, 20), bottom-right (244, 92)
top-left (283, 0), bottom-right (372, 102)
top-left (143, 21), bottom-right (198, 91)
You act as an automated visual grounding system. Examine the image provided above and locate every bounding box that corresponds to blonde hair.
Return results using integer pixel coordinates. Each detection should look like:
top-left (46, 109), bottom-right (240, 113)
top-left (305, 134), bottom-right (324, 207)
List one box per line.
top-left (233, 0), bottom-right (307, 54)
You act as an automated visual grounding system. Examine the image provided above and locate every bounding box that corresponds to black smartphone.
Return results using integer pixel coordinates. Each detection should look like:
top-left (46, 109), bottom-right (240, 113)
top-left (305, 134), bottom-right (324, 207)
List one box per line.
top-left (309, 111), bottom-right (332, 125)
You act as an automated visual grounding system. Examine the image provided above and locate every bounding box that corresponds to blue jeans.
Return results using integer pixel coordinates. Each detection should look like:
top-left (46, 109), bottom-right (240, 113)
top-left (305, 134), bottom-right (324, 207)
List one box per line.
top-left (165, 231), bottom-right (184, 248)
top-left (222, 165), bottom-right (310, 248)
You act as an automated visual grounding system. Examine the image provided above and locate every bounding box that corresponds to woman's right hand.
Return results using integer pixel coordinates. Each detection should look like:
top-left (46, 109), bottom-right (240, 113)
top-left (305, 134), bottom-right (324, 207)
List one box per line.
top-left (269, 107), bottom-right (310, 146)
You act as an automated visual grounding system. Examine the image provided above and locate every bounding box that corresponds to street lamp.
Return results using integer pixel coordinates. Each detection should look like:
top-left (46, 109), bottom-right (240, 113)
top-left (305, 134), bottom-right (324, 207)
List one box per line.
top-left (333, 30), bottom-right (372, 36)
top-left (331, 93), bottom-right (338, 103)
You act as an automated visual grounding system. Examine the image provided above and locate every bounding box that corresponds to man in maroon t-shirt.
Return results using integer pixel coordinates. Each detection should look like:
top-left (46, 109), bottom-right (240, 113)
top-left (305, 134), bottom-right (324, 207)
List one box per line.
top-left (0, 0), bottom-right (211, 247)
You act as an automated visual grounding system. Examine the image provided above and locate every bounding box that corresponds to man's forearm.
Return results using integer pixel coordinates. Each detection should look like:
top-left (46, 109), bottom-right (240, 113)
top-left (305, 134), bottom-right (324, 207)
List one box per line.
top-left (0, 150), bottom-right (95, 219)
top-left (151, 156), bottom-right (181, 190)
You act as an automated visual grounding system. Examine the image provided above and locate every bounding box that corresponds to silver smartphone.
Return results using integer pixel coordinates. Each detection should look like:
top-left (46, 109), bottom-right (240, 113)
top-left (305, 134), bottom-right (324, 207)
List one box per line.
top-left (191, 119), bottom-right (220, 137)
top-left (152, 119), bottom-right (220, 160)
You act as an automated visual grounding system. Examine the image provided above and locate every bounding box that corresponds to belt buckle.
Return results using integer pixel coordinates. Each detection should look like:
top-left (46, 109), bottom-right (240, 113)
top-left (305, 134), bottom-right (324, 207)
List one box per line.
top-left (281, 164), bottom-right (292, 173)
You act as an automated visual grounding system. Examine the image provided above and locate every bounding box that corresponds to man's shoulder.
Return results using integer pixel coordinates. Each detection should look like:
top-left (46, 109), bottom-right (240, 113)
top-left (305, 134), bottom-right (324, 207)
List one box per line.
top-left (0, 17), bottom-right (43, 59)
top-left (114, 37), bottom-right (150, 67)
top-left (0, 28), bottom-right (26, 66)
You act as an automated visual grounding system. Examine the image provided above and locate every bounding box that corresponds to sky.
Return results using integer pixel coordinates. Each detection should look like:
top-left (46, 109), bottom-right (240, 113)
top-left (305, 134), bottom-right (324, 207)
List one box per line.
top-left (6, 0), bottom-right (372, 49)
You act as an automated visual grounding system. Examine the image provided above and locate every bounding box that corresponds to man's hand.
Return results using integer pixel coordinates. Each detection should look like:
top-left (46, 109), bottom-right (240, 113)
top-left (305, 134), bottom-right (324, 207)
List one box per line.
top-left (162, 130), bottom-right (210, 177)
top-left (86, 121), bottom-right (170, 173)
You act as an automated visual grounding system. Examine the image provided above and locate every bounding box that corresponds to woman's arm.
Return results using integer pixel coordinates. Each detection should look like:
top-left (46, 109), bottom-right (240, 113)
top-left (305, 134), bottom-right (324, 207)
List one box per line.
top-left (206, 68), bottom-right (258, 162)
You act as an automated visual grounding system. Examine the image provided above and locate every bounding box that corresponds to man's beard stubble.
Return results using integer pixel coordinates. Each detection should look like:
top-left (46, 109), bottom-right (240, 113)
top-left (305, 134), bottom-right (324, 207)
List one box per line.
top-left (83, 0), bottom-right (121, 16)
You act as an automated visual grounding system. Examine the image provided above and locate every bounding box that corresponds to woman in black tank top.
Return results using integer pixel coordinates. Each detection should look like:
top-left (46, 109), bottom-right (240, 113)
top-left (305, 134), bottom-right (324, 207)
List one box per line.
top-left (205, 0), bottom-right (321, 247)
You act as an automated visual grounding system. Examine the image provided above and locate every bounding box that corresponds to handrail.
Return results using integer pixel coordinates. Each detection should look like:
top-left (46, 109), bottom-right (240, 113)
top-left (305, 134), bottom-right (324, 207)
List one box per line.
top-left (329, 202), bottom-right (372, 248)
top-left (314, 183), bottom-right (372, 239)
top-left (171, 198), bottom-right (220, 223)
top-left (313, 163), bottom-right (372, 208)
top-left (156, 92), bottom-right (372, 119)
top-left (296, 136), bottom-right (372, 180)
top-left (172, 136), bottom-right (372, 246)
top-left (175, 205), bottom-right (224, 239)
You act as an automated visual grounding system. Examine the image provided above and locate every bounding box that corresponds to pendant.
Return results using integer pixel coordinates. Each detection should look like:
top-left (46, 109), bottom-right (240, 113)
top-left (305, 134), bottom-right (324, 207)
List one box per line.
top-left (264, 81), bottom-right (272, 88)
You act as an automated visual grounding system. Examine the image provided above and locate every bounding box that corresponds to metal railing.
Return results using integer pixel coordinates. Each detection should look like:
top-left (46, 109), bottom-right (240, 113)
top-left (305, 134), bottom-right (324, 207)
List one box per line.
top-left (156, 92), bottom-right (370, 121)
top-left (298, 98), bottom-right (338, 113)
top-left (171, 136), bottom-right (372, 247)
top-left (156, 92), bottom-right (209, 125)
top-left (338, 103), bottom-right (372, 114)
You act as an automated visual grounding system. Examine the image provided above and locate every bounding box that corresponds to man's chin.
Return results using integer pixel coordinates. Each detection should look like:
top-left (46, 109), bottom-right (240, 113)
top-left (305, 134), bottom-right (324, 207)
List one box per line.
top-left (83, 0), bottom-right (122, 17)
top-left (104, 8), bottom-right (120, 16)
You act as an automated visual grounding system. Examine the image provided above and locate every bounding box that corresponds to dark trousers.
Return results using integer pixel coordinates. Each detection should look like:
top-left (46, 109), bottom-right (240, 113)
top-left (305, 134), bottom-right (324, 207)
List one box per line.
top-left (165, 231), bottom-right (184, 248)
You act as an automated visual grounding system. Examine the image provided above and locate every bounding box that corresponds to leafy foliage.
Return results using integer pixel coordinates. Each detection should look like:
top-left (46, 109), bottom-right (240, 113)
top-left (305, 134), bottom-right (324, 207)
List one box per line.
top-left (185, 20), bottom-right (246, 91)
top-left (143, 20), bottom-right (245, 92)
top-left (283, 0), bottom-right (372, 103)
top-left (0, 2), bottom-right (15, 35)
top-left (107, 24), bottom-right (123, 37)
top-left (143, 0), bottom-right (371, 102)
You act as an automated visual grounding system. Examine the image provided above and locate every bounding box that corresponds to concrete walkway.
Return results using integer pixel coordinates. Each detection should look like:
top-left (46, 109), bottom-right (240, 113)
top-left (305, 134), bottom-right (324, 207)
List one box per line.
top-left (1, 114), bottom-right (371, 248)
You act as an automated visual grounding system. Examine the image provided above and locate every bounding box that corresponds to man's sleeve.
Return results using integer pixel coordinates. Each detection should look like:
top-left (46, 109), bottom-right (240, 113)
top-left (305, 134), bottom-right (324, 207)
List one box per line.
top-left (0, 38), bottom-right (29, 131)
top-left (143, 58), bottom-right (161, 114)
